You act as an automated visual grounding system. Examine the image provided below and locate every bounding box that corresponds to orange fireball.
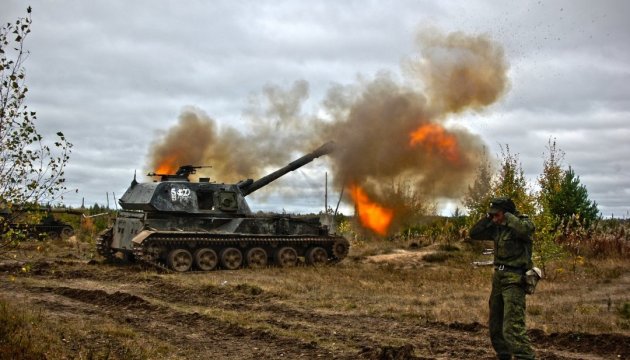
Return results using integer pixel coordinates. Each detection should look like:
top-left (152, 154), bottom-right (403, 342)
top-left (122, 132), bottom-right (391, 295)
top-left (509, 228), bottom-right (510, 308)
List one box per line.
top-left (154, 154), bottom-right (179, 174)
top-left (409, 123), bottom-right (460, 164)
top-left (349, 184), bottom-right (394, 236)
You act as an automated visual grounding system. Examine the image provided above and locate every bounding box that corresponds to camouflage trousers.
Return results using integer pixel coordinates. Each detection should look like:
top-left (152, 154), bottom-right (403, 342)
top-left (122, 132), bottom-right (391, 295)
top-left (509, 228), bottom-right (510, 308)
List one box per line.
top-left (489, 271), bottom-right (535, 360)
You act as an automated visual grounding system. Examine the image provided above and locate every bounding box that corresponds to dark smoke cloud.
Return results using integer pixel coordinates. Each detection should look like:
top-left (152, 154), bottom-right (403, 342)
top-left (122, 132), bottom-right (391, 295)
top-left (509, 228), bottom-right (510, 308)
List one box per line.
top-left (146, 29), bottom-right (509, 229)
top-left (317, 30), bottom-right (509, 207)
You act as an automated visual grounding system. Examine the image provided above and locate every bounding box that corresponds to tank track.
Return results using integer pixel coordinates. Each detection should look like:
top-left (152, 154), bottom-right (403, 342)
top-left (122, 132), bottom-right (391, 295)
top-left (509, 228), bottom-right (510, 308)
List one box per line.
top-left (95, 228), bottom-right (115, 261)
top-left (132, 246), bottom-right (173, 273)
top-left (132, 233), bottom-right (349, 272)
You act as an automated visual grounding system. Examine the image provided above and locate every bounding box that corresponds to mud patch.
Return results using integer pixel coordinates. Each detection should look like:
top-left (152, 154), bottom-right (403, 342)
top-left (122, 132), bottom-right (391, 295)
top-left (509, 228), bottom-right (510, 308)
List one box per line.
top-left (0, 260), bottom-right (27, 273)
top-left (0, 259), bottom-right (54, 274)
top-left (447, 321), bottom-right (484, 332)
top-left (145, 280), bottom-right (278, 309)
top-left (529, 329), bottom-right (630, 358)
top-left (34, 286), bottom-right (156, 311)
top-left (358, 344), bottom-right (423, 360)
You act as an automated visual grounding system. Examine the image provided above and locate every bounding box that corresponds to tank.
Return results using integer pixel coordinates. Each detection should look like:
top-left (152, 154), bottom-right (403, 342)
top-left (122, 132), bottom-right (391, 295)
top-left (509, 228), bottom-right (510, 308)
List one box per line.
top-left (1, 208), bottom-right (77, 240)
top-left (96, 141), bottom-right (349, 272)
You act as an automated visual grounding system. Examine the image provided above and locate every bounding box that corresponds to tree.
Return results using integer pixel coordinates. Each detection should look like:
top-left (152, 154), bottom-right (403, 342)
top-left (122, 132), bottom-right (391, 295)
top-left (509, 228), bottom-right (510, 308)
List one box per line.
top-left (491, 145), bottom-right (535, 215)
top-left (537, 138), bottom-right (564, 215)
top-left (533, 138), bottom-right (567, 271)
top-left (536, 138), bottom-right (598, 229)
top-left (463, 147), bottom-right (493, 220)
top-left (549, 166), bottom-right (599, 229)
top-left (1, 7), bottom-right (72, 252)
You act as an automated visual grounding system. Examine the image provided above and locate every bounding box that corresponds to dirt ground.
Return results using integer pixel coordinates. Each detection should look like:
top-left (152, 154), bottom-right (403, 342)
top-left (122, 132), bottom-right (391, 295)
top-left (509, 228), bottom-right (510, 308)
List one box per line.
top-left (1, 240), bottom-right (628, 360)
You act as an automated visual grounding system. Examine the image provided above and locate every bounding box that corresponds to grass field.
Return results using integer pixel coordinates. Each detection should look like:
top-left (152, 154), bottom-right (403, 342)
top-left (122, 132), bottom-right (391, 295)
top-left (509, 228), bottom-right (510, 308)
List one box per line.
top-left (0, 238), bottom-right (628, 359)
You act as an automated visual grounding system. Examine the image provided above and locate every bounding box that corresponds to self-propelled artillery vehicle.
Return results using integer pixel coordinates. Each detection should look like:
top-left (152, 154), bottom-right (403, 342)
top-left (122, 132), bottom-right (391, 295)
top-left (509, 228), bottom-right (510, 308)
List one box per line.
top-left (96, 142), bottom-right (349, 272)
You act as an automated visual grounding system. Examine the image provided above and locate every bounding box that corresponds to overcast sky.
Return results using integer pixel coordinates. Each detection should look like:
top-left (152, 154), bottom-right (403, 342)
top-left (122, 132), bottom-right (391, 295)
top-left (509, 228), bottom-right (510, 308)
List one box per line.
top-left (2, 0), bottom-right (629, 217)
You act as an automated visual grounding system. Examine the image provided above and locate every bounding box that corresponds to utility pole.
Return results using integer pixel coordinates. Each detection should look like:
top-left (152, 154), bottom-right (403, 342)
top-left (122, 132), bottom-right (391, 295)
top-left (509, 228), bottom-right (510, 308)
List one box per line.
top-left (334, 185), bottom-right (345, 218)
top-left (325, 172), bottom-right (328, 214)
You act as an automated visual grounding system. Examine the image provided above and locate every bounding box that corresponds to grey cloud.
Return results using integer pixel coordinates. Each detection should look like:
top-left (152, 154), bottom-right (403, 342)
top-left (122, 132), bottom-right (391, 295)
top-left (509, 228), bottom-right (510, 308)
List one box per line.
top-left (2, 0), bottom-right (628, 217)
top-left (504, 59), bottom-right (630, 114)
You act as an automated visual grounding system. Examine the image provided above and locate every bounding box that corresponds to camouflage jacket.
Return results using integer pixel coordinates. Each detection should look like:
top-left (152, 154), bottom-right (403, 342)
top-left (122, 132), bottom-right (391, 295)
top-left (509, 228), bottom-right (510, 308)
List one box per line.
top-left (469, 212), bottom-right (535, 269)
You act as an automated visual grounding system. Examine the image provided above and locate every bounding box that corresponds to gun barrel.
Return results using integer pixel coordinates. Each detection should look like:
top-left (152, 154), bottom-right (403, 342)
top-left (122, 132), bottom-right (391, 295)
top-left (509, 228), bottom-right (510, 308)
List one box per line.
top-left (48, 208), bottom-right (86, 216)
top-left (239, 141), bottom-right (336, 196)
top-left (9, 207), bottom-right (85, 216)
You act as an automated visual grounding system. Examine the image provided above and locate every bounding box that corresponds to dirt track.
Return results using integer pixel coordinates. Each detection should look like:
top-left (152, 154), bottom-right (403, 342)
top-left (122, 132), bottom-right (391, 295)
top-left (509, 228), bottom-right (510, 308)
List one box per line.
top-left (1, 255), bottom-right (629, 359)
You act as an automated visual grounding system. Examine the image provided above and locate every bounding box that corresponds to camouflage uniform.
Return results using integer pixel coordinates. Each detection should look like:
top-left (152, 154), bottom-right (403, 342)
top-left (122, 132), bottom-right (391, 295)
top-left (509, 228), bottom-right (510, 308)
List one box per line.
top-left (470, 207), bottom-right (536, 360)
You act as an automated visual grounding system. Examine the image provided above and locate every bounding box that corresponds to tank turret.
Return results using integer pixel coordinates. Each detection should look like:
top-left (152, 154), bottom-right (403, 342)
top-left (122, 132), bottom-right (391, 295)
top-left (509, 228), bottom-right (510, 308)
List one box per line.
top-left (97, 142), bottom-right (349, 272)
top-left (118, 141), bottom-right (335, 215)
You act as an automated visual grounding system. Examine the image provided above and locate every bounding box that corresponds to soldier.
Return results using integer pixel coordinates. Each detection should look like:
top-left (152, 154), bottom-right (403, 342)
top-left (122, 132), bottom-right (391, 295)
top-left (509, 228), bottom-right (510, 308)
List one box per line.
top-left (469, 197), bottom-right (536, 360)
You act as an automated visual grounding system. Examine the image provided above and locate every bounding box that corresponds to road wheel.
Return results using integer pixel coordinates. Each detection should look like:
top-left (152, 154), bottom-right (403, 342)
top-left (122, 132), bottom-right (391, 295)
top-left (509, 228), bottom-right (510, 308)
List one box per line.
top-left (305, 246), bottom-right (328, 265)
top-left (332, 238), bottom-right (350, 260)
top-left (194, 248), bottom-right (218, 271)
top-left (275, 246), bottom-right (298, 267)
top-left (144, 243), bottom-right (164, 262)
top-left (167, 249), bottom-right (193, 272)
top-left (246, 247), bottom-right (268, 269)
top-left (61, 226), bottom-right (74, 239)
top-left (220, 247), bottom-right (243, 270)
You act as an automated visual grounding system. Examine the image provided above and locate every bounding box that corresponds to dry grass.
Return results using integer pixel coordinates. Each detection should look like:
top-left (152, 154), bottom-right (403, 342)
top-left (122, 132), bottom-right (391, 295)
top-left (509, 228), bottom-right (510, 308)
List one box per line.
top-left (1, 236), bottom-right (628, 359)
top-left (528, 257), bottom-right (630, 333)
top-left (0, 298), bottom-right (52, 360)
top-left (0, 292), bottom-right (170, 360)
top-left (155, 239), bottom-right (629, 337)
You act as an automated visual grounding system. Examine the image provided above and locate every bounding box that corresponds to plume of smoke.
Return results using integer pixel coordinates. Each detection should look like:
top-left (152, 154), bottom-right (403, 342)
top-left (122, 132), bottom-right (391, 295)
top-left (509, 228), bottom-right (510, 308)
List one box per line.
top-left (321, 32), bottom-right (508, 193)
top-left (413, 30), bottom-right (510, 114)
top-left (145, 29), bottom-right (509, 232)
top-left (146, 81), bottom-right (313, 183)
top-left (146, 111), bottom-right (216, 175)
top-left (315, 29), bottom-right (509, 227)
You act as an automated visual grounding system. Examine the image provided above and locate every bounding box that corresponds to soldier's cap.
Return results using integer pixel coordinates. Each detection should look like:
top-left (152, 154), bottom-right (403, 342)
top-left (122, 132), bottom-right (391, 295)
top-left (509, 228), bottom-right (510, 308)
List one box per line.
top-left (488, 197), bottom-right (516, 214)
top-left (488, 205), bottom-right (502, 215)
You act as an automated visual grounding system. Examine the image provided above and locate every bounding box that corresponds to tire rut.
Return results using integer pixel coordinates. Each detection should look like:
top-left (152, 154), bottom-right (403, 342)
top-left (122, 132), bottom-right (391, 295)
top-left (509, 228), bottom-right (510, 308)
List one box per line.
top-left (5, 260), bottom-right (628, 359)
top-left (140, 280), bottom-right (625, 359)
top-left (0, 281), bottom-right (346, 359)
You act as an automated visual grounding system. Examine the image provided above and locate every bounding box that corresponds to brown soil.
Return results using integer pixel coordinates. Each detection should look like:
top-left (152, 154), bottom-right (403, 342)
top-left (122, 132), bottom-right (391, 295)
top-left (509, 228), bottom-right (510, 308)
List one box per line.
top-left (0, 243), bottom-right (628, 360)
